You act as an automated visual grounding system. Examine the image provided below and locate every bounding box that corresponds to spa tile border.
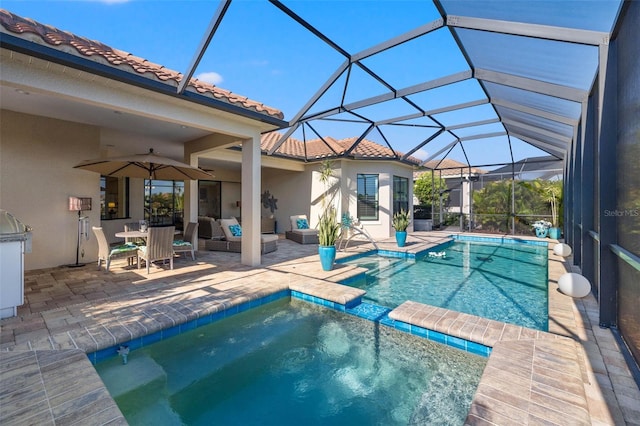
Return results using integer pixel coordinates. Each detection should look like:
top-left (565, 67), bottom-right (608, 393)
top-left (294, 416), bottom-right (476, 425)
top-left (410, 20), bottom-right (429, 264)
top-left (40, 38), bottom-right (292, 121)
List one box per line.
top-left (389, 300), bottom-right (590, 425)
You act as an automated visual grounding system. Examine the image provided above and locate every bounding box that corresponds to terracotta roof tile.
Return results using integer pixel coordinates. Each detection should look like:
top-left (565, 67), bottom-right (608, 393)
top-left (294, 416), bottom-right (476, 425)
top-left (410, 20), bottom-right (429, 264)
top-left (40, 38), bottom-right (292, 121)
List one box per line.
top-left (413, 159), bottom-right (486, 179)
top-left (0, 9), bottom-right (284, 120)
top-left (261, 132), bottom-right (421, 164)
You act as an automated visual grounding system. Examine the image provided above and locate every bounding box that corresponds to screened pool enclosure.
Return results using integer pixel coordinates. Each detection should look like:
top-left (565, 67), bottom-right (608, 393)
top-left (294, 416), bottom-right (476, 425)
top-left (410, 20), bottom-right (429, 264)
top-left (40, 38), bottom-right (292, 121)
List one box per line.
top-left (173, 0), bottom-right (638, 383)
top-left (1, 0), bottom-right (638, 384)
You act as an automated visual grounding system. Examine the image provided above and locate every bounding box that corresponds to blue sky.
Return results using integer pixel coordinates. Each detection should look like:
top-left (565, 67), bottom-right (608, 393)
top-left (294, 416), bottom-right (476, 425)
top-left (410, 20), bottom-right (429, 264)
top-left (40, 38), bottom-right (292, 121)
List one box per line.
top-left (2, 0), bottom-right (567, 167)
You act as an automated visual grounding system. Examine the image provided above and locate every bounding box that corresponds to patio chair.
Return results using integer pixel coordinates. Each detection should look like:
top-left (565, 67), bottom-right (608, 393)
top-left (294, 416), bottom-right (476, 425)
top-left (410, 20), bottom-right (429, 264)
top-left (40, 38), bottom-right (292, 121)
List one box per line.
top-left (173, 222), bottom-right (198, 260)
top-left (123, 222), bottom-right (145, 246)
top-left (92, 226), bottom-right (138, 271)
top-left (137, 226), bottom-right (175, 274)
top-left (285, 214), bottom-right (319, 244)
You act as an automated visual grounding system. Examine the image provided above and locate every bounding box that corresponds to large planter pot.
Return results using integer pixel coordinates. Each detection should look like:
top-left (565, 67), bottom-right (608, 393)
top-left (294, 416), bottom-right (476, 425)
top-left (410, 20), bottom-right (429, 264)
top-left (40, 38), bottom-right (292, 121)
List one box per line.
top-left (535, 228), bottom-right (549, 238)
top-left (318, 245), bottom-right (337, 271)
top-left (395, 231), bottom-right (407, 247)
top-left (548, 227), bottom-right (561, 239)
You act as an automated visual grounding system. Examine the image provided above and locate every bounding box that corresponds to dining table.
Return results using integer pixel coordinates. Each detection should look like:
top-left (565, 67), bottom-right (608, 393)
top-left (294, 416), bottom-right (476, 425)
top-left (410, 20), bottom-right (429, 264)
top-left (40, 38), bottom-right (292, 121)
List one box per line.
top-left (115, 230), bottom-right (148, 239)
top-left (115, 229), bottom-right (180, 239)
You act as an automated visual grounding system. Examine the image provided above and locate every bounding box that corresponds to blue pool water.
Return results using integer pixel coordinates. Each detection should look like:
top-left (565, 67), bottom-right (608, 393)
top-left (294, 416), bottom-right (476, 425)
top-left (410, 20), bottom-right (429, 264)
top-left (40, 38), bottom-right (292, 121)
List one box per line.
top-left (95, 298), bottom-right (486, 425)
top-left (341, 240), bottom-right (549, 330)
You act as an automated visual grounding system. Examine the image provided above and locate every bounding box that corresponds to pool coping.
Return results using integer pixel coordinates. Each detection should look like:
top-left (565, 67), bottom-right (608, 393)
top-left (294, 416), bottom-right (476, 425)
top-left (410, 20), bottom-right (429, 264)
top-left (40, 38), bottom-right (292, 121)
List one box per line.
top-left (0, 234), bottom-right (631, 425)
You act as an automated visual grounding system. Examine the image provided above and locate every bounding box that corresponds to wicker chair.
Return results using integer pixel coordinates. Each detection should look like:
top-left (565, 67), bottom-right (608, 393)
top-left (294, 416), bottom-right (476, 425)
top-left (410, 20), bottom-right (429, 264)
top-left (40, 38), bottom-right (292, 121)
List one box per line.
top-left (173, 222), bottom-right (198, 260)
top-left (92, 226), bottom-right (138, 271)
top-left (285, 214), bottom-right (319, 244)
top-left (123, 222), bottom-right (145, 246)
top-left (137, 226), bottom-right (175, 274)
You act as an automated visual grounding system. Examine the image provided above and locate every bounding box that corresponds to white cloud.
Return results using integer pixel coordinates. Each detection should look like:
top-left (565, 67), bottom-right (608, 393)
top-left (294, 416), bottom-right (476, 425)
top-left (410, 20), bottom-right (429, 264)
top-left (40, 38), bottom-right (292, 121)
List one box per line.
top-left (412, 148), bottom-right (429, 160)
top-left (195, 71), bottom-right (223, 85)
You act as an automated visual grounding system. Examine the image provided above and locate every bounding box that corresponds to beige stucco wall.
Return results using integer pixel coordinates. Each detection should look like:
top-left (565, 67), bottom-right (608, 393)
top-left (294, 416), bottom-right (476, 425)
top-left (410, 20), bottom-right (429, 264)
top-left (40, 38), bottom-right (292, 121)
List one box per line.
top-left (262, 168), bottom-right (314, 233)
top-left (1, 110), bottom-right (101, 270)
top-left (339, 160), bottom-right (415, 239)
top-left (263, 159), bottom-right (414, 239)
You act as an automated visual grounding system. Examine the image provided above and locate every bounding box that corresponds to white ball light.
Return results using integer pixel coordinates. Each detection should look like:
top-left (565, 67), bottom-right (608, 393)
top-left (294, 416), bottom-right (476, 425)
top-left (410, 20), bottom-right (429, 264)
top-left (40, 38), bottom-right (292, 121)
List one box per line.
top-left (558, 273), bottom-right (591, 298)
top-left (553, 243), bottom-right (572, 257)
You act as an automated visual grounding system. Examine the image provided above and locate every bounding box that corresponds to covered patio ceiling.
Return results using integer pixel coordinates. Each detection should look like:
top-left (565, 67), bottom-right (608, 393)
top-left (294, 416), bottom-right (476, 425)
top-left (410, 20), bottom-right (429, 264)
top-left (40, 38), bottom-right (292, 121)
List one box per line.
top-left (180, 0), bottom-right (624, 171)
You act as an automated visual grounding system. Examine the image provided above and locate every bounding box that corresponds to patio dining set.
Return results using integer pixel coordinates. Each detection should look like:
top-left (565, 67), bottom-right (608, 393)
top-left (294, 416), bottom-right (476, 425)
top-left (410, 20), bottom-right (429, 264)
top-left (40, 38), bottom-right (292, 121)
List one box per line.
top-left (92, 221), bottom-right (198, 274)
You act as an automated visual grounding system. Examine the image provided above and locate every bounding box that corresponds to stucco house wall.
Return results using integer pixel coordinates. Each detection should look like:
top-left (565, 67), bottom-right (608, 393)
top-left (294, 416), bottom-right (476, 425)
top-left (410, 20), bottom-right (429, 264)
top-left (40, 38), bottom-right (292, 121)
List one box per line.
top-left (263, 159), bottom-right (414, 239)
top-left (1, 110), bottom-right (102, 270)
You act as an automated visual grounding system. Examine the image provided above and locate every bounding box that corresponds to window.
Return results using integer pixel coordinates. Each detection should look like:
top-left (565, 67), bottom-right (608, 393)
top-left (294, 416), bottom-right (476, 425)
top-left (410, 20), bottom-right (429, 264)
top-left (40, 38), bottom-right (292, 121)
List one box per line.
top-left (357, 174), bottom-right (379, 221)
top-left (144, 180), bottom-right (184, 229)
top-left (100, 176), bottom-right (129, 220)
top-left (198, 180), bottom-right (222, 218)
top-left (393, 176), bottom-right (409, 213)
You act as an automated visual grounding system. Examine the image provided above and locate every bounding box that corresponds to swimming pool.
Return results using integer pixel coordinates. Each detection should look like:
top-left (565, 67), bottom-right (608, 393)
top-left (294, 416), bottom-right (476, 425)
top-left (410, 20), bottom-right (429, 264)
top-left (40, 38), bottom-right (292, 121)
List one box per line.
top-left (95, 298), bottom-right (486, 425)
top-left (341, 239), bottom-right (549, 330)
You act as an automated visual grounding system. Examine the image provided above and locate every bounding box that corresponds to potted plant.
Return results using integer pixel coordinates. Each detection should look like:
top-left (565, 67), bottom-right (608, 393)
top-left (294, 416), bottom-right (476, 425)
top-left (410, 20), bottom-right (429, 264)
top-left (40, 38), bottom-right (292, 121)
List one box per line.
top-left (392, 209), bottom-right (410, 247)
top-left (532, 220), bottom-right (551, 238)
top-left (318, 206), bottom-right (340, 271)
top-left (544, 181), bottom-right (562, 239)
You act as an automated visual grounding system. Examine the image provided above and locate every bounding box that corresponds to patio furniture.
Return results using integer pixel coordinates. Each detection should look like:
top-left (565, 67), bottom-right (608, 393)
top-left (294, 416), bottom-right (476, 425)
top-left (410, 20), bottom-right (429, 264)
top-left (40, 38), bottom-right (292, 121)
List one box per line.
top-left (137, 226), bottom-right (175, 274)
top-left (205, 217), bottom-right (278, 254)
top-left (92, 226), bottom-right (138, 271)
top-left (261, 217), bottom-right (276, 234)
top-left (123, 222), bottom-right (145, 246)
top-left (285, 214), bottom-right (318, 244)
top-left (173, 222), bottom-right (198, 260)
top-left (198, 216), bottom-right (224, 239)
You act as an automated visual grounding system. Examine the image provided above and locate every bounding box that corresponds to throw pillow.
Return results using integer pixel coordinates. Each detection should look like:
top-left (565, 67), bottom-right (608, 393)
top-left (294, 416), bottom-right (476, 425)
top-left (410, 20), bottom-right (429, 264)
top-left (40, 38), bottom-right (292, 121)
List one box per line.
top-left (296, 218), bottom-right (309, 229)
top-left (229, 224), bottom-right (242, 237)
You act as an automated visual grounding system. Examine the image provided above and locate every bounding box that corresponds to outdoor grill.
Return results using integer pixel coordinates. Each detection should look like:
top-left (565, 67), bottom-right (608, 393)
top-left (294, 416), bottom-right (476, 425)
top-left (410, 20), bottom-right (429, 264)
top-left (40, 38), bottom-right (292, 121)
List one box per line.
top-left (0, 210), bottom-right (31, 318)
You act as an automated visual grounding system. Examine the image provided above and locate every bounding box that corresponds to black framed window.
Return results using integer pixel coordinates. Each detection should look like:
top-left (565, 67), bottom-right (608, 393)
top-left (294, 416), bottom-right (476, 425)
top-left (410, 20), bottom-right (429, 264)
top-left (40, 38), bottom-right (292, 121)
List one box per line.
top-left (357, 174), bottom-right (379, 221)
top-left (198, 180), bottom-right (222, 219)
top-left (393, 175), bottom-right (409, 213)
top-left (144, 180), bottom-right (184, 230)
top-left (100, 176), bottom-right (129, 220)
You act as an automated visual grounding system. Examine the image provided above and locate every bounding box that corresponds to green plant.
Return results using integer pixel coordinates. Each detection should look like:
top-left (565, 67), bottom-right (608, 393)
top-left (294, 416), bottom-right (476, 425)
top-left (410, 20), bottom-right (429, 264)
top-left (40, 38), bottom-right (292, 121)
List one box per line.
top-left (392, 209), bottom-right (410, 232)
top-left (541, 180), bottom-right (562, 227)
top-left (414, 172), bottom-right (449, 205)
top-left (318, 206), bottom-right (340, 246)
top-left (318, 160), bottom-right (335, 211)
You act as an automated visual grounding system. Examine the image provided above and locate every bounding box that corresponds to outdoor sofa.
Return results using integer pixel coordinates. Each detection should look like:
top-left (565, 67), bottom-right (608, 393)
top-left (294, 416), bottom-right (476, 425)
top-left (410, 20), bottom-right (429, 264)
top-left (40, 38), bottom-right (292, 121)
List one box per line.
top-left (204, 217), bottom-right (278, 254)
top-left (285, 214), bottom-right (319, 244)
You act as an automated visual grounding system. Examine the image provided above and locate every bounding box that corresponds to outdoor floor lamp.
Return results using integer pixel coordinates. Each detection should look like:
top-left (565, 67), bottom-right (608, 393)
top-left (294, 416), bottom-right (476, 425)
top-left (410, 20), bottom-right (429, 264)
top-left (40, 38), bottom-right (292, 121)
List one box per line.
top-left (68, 196), bottom-right (91, 267)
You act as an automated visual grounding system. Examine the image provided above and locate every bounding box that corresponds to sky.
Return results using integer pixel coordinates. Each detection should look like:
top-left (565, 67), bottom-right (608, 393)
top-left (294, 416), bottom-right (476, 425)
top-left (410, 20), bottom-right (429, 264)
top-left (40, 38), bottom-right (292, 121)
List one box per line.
top-left (2, 0), bottom-right (611, 169)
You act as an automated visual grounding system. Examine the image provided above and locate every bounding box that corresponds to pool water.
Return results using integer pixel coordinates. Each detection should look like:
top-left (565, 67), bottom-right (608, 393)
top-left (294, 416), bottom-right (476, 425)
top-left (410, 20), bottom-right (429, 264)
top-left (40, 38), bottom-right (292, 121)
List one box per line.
top-left (95, 298), bottom-right (486, 425)
top-left (342, 240), bottom-right (548, 330)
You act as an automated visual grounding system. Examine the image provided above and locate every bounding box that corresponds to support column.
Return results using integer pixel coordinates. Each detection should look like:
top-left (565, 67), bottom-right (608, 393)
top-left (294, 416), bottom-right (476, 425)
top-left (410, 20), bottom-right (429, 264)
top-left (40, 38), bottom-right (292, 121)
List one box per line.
top-left (581, 99), bottom-right (595, 287)
top-left (241, 134), bottom-right (261, 266)
top-left (571, 116), bottom-right (583, 267)
top-left (186, 153), bottom-right (199, 238)
top-left (564, 144), bottom-right (573, 246)
top-left (597, 42), bottom-right (618, 328)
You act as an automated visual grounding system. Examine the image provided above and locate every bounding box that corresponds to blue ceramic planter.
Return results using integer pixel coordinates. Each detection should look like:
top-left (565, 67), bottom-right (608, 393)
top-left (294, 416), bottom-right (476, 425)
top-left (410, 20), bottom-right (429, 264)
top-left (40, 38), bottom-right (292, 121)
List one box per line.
top-left (535, 228), bottom-right (549, 238)
top-left (318, 245), bottom-right (336, 271)
top-left (396, 231), bottom-right (407, 247)
top-left (548, 227), bottom-right (561, 239)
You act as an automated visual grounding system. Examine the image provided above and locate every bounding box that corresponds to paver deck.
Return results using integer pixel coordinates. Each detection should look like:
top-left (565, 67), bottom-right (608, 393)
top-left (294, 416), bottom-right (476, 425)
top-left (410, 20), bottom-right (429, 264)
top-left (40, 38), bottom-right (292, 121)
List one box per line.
top-left (1, 232), bottom-right (638, 425)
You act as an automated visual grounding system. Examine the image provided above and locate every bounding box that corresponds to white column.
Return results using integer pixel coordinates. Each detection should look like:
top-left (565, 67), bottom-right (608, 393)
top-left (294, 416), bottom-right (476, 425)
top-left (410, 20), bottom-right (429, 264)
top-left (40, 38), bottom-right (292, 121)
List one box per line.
top-left (241, 134), bottom-right (261, 266)
top-left (186, 153), bottom-right (199, 239)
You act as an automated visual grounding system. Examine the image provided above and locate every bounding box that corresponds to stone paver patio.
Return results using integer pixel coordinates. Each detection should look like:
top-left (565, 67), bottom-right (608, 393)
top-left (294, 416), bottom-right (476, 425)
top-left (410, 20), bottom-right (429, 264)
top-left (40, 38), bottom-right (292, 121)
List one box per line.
top-left (1, 232), bottom-right (639, 425)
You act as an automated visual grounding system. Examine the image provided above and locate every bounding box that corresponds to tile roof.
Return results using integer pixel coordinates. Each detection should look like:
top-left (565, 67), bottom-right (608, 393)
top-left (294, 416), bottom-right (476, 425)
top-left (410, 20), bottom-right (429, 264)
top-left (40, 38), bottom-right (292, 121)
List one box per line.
top-left (261, 132), bottom-right (422, 165)
top-left (414, 159), bottom-right (486, 179)
top-left (0, 9), bottom-right (284, 120)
